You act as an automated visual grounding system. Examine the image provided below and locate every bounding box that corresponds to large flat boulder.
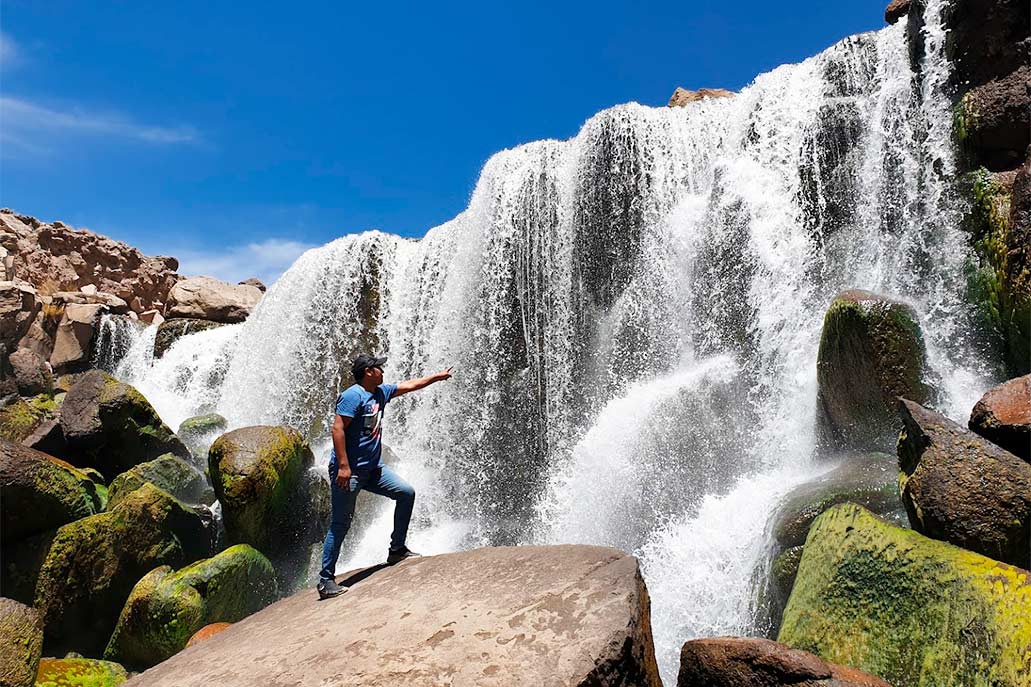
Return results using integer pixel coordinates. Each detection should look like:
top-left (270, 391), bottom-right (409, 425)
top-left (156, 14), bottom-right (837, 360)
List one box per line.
top-left (126, 545), bottom-right (661, 687)
top-left (165, 277), bottom-right (261, 324)
top-left (816, 291), bottom-right (929, 451)
top-left (969, 374), bottom-right (1030, 461)
top-left (678, 637), bottom-right (889, 687)
top-left (898, 398), bottom-right (1031, 568)
top-left (778, 504), bottom-right (1031, 687)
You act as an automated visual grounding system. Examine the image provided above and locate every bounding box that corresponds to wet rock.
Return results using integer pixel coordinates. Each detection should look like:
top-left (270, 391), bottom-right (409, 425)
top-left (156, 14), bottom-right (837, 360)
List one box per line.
top-left (884, 0), bottom-right (910, 24)
top-left (678, 636), bottom-right (889, 687)
top-left (185, 622), bottom-right (232, 648)
top-left (122, 545), bottom-right (662, 687)
top-left (165, 276), bottom-right (262, 324)
top-left (0, 394), bottom-right (59, 444)
top-left (668, 87), bottom-right (734, 107)
top-left (8, 347), bottom-right (52, 396)
top-left (208, 426), bottom-right (323, 582)
top-left (153, 318), bottom-right (224, 358)
top-left (238, 277), bottom-right (266, 292)
top-left (107, 453), bottom-right (213, 508)
top-left (33, 483), bottom-right (212, 656)
top-left (1, 529), bottom-right (58, 605)
top-left (105, 544), bottom-right (278, 670)
top-left (944, 0), bottom-right (1030, 90)
top-left (0, 280), bottom-right (41, 350)
top-left (1, 439), bottom-right (106, 541)
top-left (177, 413), bottom-right (227, 457)
top-left (956, 66), bottom-right (1031, 172)
top-left (0, 598), bottom-right (43, 687)
top-left (0, 209), bottom-right (179, 315)
top-left (59, 370), bottom-right (190, 479)
top-left (49, 302), bottom-right (104, 374)
top-left (34, 658), bottom-right (128, 687)
top-left (770, 546), bottom-right (804, 608)
top-left (969, 374), bottom-right (1030, 460)
top-left (779, 504), bottom-right (1031, 687)
top-left (897, 398), bottom-right (1031, 567)
top-left (816, 290), bottom-right (929, 451)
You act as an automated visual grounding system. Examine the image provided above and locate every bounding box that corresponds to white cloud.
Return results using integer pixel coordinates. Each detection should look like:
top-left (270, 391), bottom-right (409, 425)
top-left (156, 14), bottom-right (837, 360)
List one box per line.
top-left (176, 238), bottom-right (316, 286)
top-left (0, 32), bottom-right (18, 68)
top-left (0, 96), bottom-right (199, 152)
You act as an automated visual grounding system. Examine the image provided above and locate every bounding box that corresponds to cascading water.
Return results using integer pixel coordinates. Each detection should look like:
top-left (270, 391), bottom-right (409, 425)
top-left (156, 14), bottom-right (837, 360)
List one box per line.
top-left (114, 2), bottom-right (996, 682)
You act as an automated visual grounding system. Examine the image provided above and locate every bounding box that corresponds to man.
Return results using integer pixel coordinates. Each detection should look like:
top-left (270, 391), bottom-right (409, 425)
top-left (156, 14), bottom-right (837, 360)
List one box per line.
top-left (317, 353), bottom-right (453, 599)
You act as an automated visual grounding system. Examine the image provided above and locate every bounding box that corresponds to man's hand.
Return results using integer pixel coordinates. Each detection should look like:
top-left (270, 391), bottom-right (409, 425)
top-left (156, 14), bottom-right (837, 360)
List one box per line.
top-left (435, 367), bottom-right (454, 382)
top-left (336, 468), bottom-right (353, 491)
top-left (396, 366), bottom-right (455, 397)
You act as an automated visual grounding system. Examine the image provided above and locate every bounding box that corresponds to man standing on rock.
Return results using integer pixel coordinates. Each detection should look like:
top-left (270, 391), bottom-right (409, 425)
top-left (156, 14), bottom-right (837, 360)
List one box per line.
top-left (317, 354), bottom-right (453, 600)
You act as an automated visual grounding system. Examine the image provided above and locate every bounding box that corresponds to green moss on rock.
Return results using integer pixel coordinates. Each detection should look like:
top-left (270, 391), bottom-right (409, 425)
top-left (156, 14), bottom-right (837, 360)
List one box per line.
top-left (0, 597), bottom-right (43, 687)
top-left (816, 291), bottom-right (930, 451)
top-left (778, 503), bottom-right (1031, 687)
top-left (1, 439), bottom-right (105, 541)
top-left (33, 483), bottom-right (212, 656)
top-left (176, 413), bottom-right (227, 459)
top-left (0, 394), bottom-right (57, 443)
top-left (107, 453), bottom-right (213, 509)
top-left (34, 658), bottom-right (128, 687)
top-left (104, 544), bottom-right (277, 669)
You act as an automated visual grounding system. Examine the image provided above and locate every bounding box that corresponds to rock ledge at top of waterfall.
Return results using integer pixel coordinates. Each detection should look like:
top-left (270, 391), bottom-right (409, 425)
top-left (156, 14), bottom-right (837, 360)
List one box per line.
top-left (126, 545), bottom-right (662, 687)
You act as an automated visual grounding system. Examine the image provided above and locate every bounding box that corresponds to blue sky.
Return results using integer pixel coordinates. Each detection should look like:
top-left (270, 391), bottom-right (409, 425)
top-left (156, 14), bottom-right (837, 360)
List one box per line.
top-left (1, 1), bottom-right (889, 283)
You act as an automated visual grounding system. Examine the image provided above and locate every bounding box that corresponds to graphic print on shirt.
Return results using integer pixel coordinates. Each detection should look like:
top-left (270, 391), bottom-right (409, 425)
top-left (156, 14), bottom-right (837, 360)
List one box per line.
top-left (361, 401), bottom-right (382, 439)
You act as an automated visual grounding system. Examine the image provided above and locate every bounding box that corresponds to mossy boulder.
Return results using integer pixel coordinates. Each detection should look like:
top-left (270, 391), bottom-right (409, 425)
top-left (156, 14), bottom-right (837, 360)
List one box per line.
top-left (209, 426), bottom-right (322, 573)
top-left (898, 398), bottom-right (1031, 568)
top-left (1, 529), bottom-right (59, 605)
top-left (177, 413), bottom-right (227, 458)
top-left (816, 290), bottom-right (930, 451)
top-left (33, 483), bottom-right (212, 656)
top-left (34, 658), bottom-right (128, 687)
top-left (1, 439), bottom-right (106, 541)
top-left (778, 504), bottom-right (1031, 687)
top-left (105, 544), bottom-right (277, 670)
top-left (107, 453), bottom-right (213, 509)
top-left (0, 394), bottom-right (58, 444)
top-left (153, 318), bottom-right (224, 359)
top-left (59, 370), bottom-right (189, 480)
top-left (0, 598), bottom-right (43, 687)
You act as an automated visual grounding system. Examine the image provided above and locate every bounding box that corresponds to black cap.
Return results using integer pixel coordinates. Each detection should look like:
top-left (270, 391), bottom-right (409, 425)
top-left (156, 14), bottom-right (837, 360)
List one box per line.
top-left (352, 354), bottom-right (387, 381)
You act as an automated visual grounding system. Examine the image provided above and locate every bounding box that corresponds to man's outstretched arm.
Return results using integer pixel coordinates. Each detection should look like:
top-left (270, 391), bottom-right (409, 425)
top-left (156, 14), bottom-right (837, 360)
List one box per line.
top-left (393, 367), bottom-right (453, 398)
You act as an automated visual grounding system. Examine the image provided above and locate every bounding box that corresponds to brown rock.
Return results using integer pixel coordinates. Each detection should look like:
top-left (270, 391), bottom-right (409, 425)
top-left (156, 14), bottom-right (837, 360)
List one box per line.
top-left (898, 398), bottom-right (1031, 568)
top-left (126, 545), bottom-right (661, 687)
top-left (51, 289), bottom-right (131, 314)
top-left (0, 209), bottom-right (179, 314)
top-left (8, 348), bottom-right (53, 396)
top-left (970, 375), bottom-right (1030, 460)
top-left (0, 597), bottom-right (43, 687)
top-left (0, 280), bottom-right (41, 350)
top-left (238, 277), bottom-right (266, 292)
top-left (884, 0), bottom-right (911, 24)
top-left (945, 0), bottom-right (1030, 90)
top-left (678, 637), bottom-right (890, 687)
top-left (153, 318), bottom-right (224, 358)
top-left (959, 66), bottom-right (1031, 171)
top-left (165, 276), bottom-right (262, 324)
top-left (49, 303), bottom-right (104, 374)
top-left (668, 87), bottom-right (734, 107)
top-left (185, 622), bottom-right (232, 648)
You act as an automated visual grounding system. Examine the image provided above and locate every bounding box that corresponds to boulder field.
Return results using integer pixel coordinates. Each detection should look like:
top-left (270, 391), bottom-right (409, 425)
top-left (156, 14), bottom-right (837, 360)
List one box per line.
top-left (126, 545), bottom-right (662, 687)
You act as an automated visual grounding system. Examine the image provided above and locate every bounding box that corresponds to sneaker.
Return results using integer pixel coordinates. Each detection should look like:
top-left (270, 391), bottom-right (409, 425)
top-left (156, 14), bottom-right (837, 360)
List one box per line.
top-left (386, 546), bottom-right (421, 565)
top-left (316, 578), bottom-right (347, 599)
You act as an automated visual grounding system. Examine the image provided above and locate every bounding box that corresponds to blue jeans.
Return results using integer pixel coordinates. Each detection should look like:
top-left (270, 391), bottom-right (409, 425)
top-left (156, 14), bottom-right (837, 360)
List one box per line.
top-left (319, 463), bottom-right (416, 581)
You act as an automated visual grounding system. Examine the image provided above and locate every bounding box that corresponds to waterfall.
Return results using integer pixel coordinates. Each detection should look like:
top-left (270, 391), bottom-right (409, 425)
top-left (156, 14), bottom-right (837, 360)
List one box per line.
top-left (114, 2), bottom-right (994, 682)
top-left (91, 314), bottom-right (145, 373)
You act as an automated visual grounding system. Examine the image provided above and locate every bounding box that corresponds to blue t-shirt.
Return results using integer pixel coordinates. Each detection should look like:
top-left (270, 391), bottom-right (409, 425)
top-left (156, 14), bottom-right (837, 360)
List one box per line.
top-left (329, 383), bottom-right (398, 472)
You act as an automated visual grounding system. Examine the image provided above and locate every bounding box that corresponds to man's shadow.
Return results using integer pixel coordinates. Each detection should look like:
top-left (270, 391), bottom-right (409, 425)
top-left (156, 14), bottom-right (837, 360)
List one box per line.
top-left (318, 563), bottom-right (391, 600)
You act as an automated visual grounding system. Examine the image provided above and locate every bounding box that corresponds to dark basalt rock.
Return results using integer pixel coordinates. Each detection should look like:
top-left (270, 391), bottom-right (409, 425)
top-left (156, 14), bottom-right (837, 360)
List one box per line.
top-left (956, 66), bottom-right (1031, 172)
top-left (59, 370), bottom-right (189, 479)
top-left (944, 0), bottom-right (1030, 90)
top-left (898, 398), bottom-right (1031, 568)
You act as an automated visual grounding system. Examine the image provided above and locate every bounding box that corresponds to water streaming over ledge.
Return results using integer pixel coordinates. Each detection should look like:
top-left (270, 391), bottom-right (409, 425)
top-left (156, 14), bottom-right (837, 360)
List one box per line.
top-left (113, 3), bottom-right (996, 682)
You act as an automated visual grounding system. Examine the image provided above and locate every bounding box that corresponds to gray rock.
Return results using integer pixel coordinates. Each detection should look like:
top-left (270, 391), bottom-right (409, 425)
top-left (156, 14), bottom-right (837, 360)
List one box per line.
top-left (238, 277), bottom-right (266, 293)
top-left (108, 452), bottom-right (213, 508)
top-left (177, 412), bottom-right (227, 457)
top-left (9, 347), bottom-right (53, 396)
top-left (0, 597), bottom-right (43, 687)
top-left (898, 398), bottom-right (1031, 568)
top-left (122, 545), bottom-right (662, 687)
top-left (153, 318), bottom-right (224, 358)
top-left (166, 276), bottom-right (262, 324)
